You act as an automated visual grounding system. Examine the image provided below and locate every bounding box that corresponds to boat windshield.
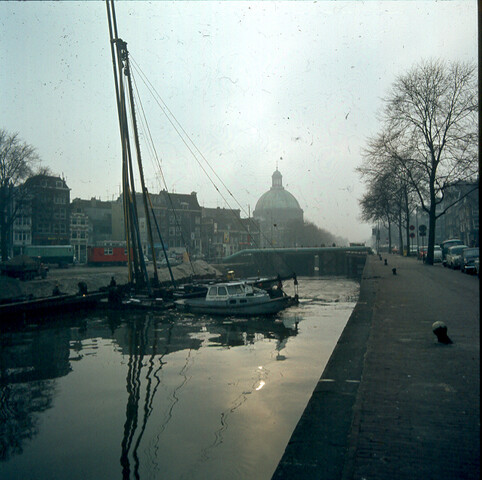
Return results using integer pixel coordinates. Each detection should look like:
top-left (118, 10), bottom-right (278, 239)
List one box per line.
top-left (227, 284), bottom-right (244, 295)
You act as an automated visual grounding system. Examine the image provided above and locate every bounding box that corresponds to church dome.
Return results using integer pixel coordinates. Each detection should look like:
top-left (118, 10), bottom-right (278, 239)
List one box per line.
top-left (254, 169), bottom-right (302, 213)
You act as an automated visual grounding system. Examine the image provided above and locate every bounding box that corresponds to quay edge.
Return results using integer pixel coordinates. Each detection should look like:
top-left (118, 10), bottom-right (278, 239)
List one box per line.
top-left (272, 254), bottom-right (480, 480)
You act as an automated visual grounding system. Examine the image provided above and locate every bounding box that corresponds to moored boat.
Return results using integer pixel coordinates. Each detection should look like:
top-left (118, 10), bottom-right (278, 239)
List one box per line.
top-left (174, 281), bottom-right (297, 316)
top-left (0, 290), bottom-right (107, 322)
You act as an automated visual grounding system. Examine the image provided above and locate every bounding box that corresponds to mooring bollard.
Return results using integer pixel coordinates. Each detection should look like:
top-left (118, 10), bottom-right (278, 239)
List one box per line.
top-left (432, 321), bottom-right (453, 344)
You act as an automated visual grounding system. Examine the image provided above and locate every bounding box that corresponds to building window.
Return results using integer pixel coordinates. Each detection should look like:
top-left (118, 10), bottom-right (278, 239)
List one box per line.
top-left (104, 247), bottom-right (113, 255)
top-left (38, 223), bottom-right (50, 233)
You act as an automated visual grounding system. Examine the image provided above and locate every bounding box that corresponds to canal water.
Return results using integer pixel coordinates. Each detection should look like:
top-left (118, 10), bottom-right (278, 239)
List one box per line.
top-left (0, 277), bottom-right (359, 480)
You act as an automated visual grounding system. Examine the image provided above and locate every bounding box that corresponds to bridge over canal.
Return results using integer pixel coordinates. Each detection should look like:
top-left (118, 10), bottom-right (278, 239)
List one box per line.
top-left (222, 246), bottom-right (371, 278)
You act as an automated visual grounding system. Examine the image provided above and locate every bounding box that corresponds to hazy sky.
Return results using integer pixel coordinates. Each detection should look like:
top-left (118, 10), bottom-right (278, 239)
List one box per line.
top-left (1, 1), bottom-right (477, 242)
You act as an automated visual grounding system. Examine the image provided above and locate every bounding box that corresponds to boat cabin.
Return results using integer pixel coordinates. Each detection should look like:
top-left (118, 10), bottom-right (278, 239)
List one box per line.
top-left (205, 282), bottom-right (266, 302)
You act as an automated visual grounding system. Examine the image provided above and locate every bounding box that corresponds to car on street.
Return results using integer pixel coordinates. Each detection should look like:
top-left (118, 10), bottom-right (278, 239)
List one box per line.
top-left (433, 246), bottom-right (443, 263)
top-left (417, 246), bottom-right (442, 262)
top-left (440, 239), bottom-right (464, 265)
top-left (409, 245), bottom-right (418, 256)
top-left (460, 247), bottom-right (479, 274)
top-left (445, 244), bottom-right (469, 269)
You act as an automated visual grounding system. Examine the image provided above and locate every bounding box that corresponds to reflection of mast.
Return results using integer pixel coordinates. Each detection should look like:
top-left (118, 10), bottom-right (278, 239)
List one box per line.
top-left (149, 347), bottom-right (195, 477)
top-left (120, 317), bottom-right (171, 480)
top-left (120, 318), bottom-right (147, 479)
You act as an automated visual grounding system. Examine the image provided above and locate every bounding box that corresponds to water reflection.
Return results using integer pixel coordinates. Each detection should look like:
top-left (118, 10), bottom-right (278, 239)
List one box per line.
top-left (0, 310), bottom-right (299, 474)
top-left (0, 320), bottom-right (77, 461)
top-left (117, 313), bottom-right (298, 479)
top-left (0, 278), bottom-right (358, 479)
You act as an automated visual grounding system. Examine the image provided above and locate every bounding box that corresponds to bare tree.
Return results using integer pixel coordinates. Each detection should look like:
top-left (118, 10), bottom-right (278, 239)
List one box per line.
top-left (0, 129), bottom-right (40, 260)
top-left (359, 170), bottom-right (398, 252)
top-left (360, 140), bottom-right (420, 256)
top-left (361, 60), bottom-right (478, 264)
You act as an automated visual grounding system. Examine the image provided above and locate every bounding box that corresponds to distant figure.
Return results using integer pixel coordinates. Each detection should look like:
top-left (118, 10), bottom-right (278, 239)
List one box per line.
top-left (384, 259), bottom-right (388, 266)
top-left (52, 283), bottom-right (61, 296)
top-left (110, 276), bottom-right (116, 287)
top-left (432, 321), bottom-right (453, 344)
top-left (392, 268), bottom-right (397, 275)
top-left (78, 281), bottom-right (88, 295)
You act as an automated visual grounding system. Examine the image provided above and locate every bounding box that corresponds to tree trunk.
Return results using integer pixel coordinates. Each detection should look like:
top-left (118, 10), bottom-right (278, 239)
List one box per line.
top-left (426, 176), bottom-right (437, 265)
top-left (387, 219), bottom-right (392, 253)
top-left (0, 184), bottom-right (8, 261)
top-left (404, 187), bottom-right (411, 257)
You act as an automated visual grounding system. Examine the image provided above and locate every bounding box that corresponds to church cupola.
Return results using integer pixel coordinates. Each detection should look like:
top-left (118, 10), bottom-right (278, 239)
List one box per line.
top-left (272, 169), bottom-right (283, 189)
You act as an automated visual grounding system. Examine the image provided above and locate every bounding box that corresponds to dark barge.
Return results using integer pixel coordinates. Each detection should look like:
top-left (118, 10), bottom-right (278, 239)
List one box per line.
top-left (0, 290), bottom-right (108, 322)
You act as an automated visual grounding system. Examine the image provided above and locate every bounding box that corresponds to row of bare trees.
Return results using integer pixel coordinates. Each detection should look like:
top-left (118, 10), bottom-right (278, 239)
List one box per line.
top-left (358, 59), bottom-right (478, 264)
top-left (0, 130), bottom-right (39, 261)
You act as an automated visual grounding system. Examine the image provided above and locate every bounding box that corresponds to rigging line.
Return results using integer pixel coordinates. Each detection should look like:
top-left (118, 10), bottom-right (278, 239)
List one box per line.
top-left (129, 58), bottom-right (292, 274)
top-left (128, 59), bottom-right (278, 251)
top-left (125, 77), bottom-right (154, 291)
top-left (129, 69), bottom-right (164, 185)
top-left (146, 190), bottom-right (177, 287)
top-left (129, 61), bottom-right (267, 253)
top-left (130, 61), bottom-right (230, 199)
top-left (130, 58), bottom-right (258, 220)
top-left (124, 57), bottom-right (160, 285)
top-left (130, 69), bottom-right (170, 194)
top-left (131, 71), bottom-right (196, 274)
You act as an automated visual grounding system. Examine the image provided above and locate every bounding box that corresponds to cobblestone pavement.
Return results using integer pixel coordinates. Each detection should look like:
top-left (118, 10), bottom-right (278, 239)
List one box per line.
top-left (273, 254), bottom-right (480, 479)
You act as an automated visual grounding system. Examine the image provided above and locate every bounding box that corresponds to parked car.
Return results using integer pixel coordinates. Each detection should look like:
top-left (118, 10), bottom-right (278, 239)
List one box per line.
top-left (460, 247), bottom-right (479, 274)
top-left (418, 247), bottom-right (428, 261)
top-left (440, 239), bottom-right (464, 264)
top-left (433, 246), bottom-right (443, 263)
top-left (445, 244), bottom-right (469, 269)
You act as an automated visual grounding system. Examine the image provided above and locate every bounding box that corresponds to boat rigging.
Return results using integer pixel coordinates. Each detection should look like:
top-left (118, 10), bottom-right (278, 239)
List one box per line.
top-left (105, 0), bottom-right (298, 300)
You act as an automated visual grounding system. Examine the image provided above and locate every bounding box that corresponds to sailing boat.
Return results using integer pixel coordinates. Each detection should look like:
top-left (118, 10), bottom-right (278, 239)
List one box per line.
top-left (106, 0), bottom-right (181, 297)
top-left (104, 0), bottom-right (298, 314)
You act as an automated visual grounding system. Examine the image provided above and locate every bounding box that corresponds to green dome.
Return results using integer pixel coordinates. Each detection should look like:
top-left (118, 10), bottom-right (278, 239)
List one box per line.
top-left (255, 188), bottom-right (301, 212)
top-left (254, 169), bottom-right (303, 214)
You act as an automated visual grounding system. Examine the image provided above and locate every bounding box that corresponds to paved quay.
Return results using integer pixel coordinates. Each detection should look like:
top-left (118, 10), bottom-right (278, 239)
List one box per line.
top-left (0, 260), bottom-right (221, 300)
top-left (273, 254), bottom-right (480, 480)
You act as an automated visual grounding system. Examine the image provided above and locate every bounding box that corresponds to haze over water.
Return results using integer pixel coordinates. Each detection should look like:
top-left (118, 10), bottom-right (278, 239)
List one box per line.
top-left (0, 277), bottom-right (359, 479)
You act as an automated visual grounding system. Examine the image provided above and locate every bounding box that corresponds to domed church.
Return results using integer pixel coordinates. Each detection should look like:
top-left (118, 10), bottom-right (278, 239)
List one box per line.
top-left (253, 169), bottom-right (304, 247)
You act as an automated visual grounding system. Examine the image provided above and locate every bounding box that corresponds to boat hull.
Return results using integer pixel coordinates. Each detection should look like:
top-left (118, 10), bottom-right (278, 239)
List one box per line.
top-left (0, 291), bottom-right (107, 322)
top-left (175, 295), bottom-right (294, 316)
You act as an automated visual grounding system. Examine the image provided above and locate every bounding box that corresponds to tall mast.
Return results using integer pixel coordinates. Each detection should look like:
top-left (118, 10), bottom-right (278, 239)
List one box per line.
top-left (106, 0), bottom-right (152, 293)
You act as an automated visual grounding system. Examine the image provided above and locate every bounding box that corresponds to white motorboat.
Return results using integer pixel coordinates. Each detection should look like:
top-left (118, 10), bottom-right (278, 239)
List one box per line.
top-left (174, 281), bottom-right (297, 316)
